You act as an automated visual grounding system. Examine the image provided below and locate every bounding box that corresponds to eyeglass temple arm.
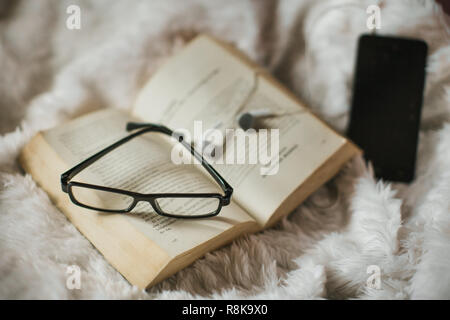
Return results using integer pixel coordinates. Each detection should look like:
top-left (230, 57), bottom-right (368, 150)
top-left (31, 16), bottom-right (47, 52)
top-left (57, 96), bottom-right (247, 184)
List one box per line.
top-left (61, 123), bottom-right (170, 192)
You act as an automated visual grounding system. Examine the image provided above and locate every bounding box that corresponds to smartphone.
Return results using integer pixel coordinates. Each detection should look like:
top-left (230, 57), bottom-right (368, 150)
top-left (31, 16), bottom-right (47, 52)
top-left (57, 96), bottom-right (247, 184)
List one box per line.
top-left (347, 34), bottom-right (428, 182)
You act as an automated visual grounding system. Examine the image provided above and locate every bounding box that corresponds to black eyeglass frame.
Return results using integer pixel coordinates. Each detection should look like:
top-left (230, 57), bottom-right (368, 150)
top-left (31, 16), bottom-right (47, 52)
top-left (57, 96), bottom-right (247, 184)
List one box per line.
top-left (60, 122), bottom-right (233, 219)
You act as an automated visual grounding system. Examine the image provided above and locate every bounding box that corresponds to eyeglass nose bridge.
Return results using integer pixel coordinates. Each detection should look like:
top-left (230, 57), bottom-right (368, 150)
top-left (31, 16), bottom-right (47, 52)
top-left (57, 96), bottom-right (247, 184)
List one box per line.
top-left (129, 196), bottom-right (163, 215)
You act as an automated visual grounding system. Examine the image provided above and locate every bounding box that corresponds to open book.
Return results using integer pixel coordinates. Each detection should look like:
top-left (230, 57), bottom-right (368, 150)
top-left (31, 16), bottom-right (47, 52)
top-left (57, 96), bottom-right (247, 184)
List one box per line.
top-left (19, 35), bottom-right (361, 289)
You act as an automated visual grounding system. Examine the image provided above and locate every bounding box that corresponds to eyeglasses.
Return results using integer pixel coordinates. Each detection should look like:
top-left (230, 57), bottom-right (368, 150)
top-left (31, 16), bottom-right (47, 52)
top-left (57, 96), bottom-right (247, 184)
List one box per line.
top-left (60, 122), bottom-right (233, 219)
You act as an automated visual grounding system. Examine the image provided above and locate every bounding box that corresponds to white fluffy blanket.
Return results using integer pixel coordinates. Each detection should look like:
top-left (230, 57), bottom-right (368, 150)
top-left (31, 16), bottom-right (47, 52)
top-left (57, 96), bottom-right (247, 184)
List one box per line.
top-left (1, 0), bottom-right (450, 299)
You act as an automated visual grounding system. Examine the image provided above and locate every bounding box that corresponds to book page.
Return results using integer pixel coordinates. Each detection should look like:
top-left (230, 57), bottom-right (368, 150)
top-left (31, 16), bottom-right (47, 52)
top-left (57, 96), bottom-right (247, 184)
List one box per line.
top-left (43, 109), bottom-right (255, 257)
top-left (132, 35), bottom-right (346, 225)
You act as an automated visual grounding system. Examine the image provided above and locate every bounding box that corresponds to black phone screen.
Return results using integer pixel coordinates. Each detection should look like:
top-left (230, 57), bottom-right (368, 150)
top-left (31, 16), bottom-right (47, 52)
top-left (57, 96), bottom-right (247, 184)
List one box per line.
top-left (347, 34), bottom-right (427, 182)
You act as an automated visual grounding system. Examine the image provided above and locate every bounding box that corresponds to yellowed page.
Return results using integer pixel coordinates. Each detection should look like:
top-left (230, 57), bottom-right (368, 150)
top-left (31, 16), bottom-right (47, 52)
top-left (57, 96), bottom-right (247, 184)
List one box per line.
top-left (133, 37), bottom-right (255, 132)
top-left (43, 109), bottom-right (255, 257)
top-left (132, 35), bottom-right (347, 225)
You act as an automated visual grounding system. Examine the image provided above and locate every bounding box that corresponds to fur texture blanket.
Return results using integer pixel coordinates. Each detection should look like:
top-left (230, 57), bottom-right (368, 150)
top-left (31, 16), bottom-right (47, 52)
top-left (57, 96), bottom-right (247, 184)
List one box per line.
top-left (1, 0), bottom-right (449, 299)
